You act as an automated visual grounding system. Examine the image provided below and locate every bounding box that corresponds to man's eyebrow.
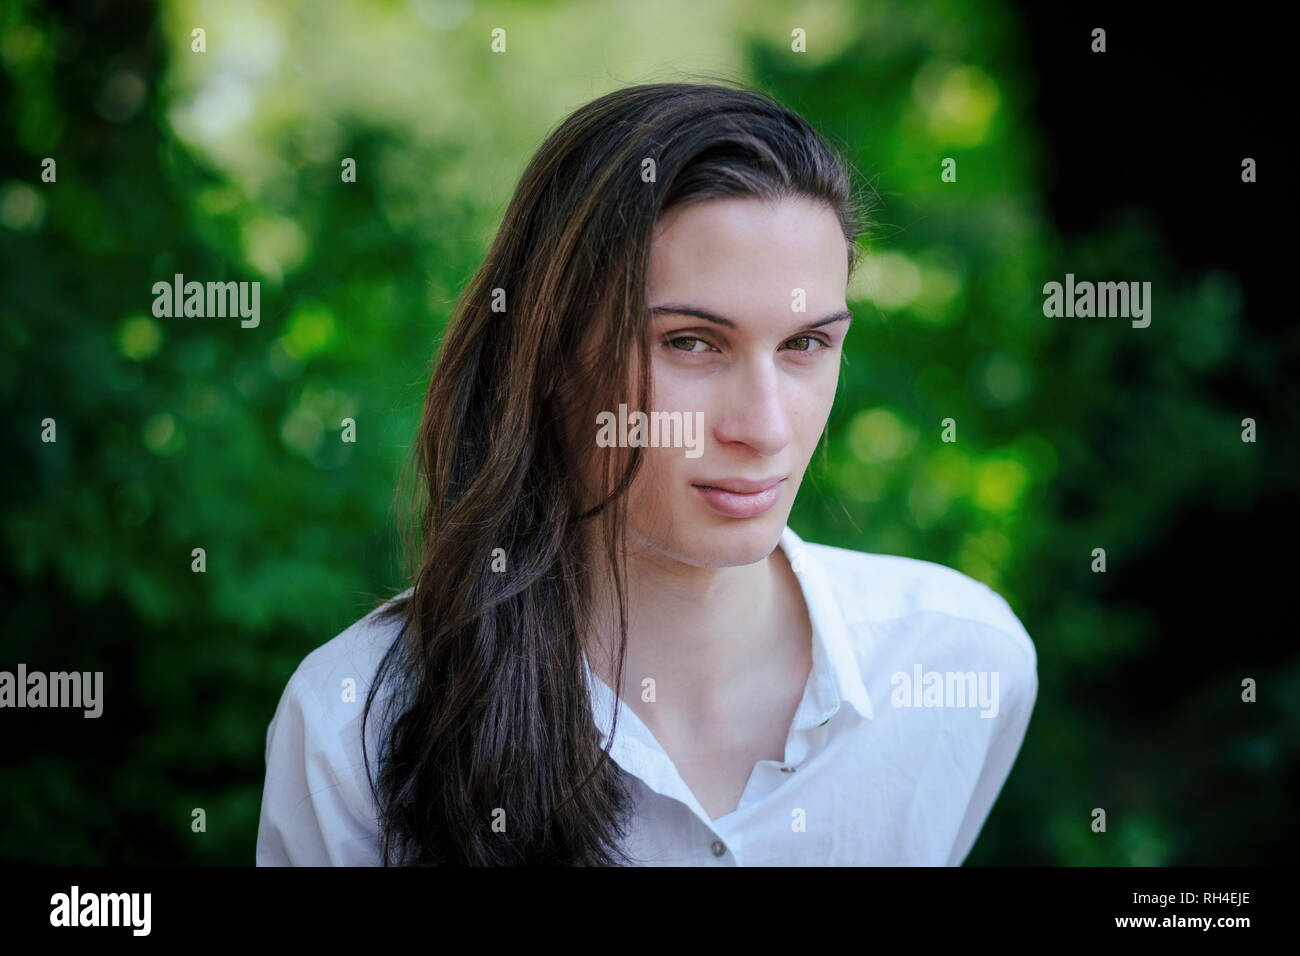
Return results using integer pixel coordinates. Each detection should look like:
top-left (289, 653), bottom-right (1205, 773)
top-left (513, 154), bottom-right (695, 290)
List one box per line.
top-left (649, 305), bottom-right (853, 330)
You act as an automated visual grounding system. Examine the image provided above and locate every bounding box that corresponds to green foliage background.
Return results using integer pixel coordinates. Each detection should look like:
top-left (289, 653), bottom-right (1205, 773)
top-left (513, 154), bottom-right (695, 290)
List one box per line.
top-left (2, 0), bottom-right (1295, 864)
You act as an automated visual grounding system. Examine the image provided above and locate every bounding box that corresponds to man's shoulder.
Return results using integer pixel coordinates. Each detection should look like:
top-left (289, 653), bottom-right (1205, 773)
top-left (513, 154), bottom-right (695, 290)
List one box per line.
top-left (284, 587), bottom-right (412, 722)
top-left (258, 589), bottom-right (412, 865)
top-left (801, 537), bottom-right (1036, 666)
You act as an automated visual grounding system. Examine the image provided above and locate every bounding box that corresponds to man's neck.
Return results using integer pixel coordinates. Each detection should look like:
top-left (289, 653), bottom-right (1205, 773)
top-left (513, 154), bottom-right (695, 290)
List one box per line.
top-left (584, 538), bottom-right (801, 726)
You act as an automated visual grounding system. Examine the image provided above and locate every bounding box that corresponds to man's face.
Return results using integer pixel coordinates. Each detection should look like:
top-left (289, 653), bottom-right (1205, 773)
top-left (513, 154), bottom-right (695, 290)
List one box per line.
top-left (615, 194), bottom-right (852, 568)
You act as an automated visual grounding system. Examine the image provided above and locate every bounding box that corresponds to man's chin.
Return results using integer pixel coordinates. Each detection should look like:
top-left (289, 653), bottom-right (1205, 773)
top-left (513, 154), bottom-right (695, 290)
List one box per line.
top-left (675, 512), bottom-right (788, 568)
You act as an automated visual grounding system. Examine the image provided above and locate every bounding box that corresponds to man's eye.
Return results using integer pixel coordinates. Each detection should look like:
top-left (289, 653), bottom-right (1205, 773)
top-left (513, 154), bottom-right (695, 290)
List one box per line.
top-left (664, 335), bottom-right (829, 355)
top-left (785, 336), bottom-right (825, 352)
top-left (667, 336), bottom-right (707, 353)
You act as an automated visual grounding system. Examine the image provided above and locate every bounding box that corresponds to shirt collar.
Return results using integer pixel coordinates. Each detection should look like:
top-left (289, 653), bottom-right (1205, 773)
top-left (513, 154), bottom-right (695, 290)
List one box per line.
top-left (780, 523), bottom-right (874, 728)
top-left (584, 523), bottom-right (873, 749)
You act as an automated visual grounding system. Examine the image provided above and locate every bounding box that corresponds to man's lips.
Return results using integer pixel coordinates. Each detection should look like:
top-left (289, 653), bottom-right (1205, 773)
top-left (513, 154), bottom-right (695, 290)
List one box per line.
top-left (690, 476), bottom-right (786, 494)
top-left (691, 477), bottom-right (787, 517)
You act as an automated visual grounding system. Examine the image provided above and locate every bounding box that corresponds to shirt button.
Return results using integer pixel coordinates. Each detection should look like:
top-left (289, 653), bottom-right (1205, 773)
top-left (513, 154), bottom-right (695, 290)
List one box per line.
top-left (710, 839), bottom-right (727, 857)
top-left (780, 766), bottom-right (796, 773)
top-left (818, 717), bottom-right (830, 727)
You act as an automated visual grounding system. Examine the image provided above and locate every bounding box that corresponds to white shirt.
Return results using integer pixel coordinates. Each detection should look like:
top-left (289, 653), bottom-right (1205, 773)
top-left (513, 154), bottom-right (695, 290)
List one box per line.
top-left (256, 524), bottom-right (1038, 866)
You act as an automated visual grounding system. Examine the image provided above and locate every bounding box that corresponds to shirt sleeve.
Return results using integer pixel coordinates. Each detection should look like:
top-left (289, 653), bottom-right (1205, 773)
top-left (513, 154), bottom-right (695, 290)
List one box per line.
top-left (945, 610), bottom-right (1039, 866)
top-left (255, 671), bottom-right (383, 866)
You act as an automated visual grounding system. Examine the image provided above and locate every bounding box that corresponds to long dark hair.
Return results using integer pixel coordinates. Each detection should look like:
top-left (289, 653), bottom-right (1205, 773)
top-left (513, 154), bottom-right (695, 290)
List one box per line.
top-left (361, 80), bottom-right (871, 865)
